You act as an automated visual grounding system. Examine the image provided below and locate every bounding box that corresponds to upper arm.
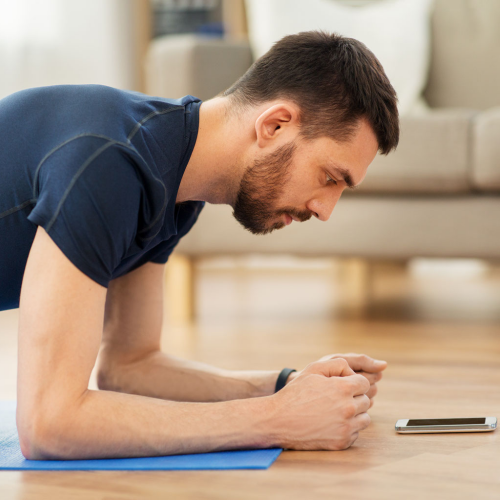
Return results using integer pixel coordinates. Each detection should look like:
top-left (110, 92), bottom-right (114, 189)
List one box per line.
top-left (100, 260), bottom-right (166, 367)
top-left (27, 140), bottom-right (149, 287)
top-left (17, 225), bottom-right (107, 454)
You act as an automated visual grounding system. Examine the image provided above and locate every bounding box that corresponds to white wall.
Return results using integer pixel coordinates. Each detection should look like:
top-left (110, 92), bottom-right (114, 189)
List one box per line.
top-left (0, 0), bottom-right (137, 99)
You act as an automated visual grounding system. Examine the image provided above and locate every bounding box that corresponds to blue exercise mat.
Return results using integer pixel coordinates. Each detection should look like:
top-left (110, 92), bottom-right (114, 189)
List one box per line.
top-left (0, 401), bottom-right (282, 470)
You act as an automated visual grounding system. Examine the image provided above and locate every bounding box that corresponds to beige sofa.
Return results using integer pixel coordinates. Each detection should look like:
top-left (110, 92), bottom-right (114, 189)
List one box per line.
top-left (145, 0), bottom-right (500, 263)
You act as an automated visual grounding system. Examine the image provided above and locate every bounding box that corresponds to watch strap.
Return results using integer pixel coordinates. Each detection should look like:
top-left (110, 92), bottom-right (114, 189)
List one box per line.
top-left (274, 368), bottom-right (297, 393)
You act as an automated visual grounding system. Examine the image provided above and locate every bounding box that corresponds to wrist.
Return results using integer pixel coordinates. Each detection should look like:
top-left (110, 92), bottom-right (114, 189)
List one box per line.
top-left (226, 369), bottom-right (282, 399)
top-left (242, 393), bottom-right (282, 449)
top-left (274, 368), bottom-right (297, 393)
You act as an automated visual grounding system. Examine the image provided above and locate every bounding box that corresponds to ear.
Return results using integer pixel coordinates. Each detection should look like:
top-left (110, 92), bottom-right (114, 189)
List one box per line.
top-left (254, 102), bottom-right (300, 148)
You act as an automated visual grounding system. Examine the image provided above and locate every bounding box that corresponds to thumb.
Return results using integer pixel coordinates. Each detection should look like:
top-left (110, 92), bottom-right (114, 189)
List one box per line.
top-left (305, 358), bottom-right (356, 378)
top-left (342, 355), bottom-right (388, 373)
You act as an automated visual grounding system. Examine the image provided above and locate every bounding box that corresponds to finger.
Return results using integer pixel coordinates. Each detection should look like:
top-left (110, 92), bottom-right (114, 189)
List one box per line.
top-left (353, 411), bottom-right (371, 431)
top-left (342, 374), bottom-right (371, 396)
top-left (341, 354), bottom-right (388, 373)
top-left (366, 383), bottom-right (378, 400)
top-left (305, 358), bottom-right (356, 378)
top-left (353, 394), bottom-right (371, 415)
top-left (347, 432), bottom-right (359, 449)
top-left (358, 371), bottom-right (383, 385)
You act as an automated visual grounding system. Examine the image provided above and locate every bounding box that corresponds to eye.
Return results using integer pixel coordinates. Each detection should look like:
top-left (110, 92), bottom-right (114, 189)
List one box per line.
top-left (326, 173), bottom-right (338, 185)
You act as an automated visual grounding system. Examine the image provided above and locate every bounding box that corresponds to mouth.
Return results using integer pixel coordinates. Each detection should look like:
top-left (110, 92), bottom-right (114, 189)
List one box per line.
top-left (283, 213), bottom-right (292, 225)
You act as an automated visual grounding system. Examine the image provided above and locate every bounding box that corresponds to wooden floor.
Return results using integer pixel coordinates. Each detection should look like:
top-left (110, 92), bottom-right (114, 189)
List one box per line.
top-left (1, 258), bottom-right (499, 499)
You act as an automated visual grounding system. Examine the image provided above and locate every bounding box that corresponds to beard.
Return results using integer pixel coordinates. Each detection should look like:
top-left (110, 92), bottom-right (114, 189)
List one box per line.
top-left (232, 141), bottom-right (313, 235)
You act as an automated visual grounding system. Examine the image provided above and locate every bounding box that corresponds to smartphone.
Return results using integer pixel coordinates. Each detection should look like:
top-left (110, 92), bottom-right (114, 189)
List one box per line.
top-left (395, 417), bottom-right (497, 433)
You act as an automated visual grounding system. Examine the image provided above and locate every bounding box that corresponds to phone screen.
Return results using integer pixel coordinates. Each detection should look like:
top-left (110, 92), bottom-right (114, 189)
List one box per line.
top-left (407, 418), bottom-right (486, 426)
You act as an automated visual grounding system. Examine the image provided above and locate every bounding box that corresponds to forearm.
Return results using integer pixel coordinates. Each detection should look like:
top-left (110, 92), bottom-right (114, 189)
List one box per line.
top-left (98, 350), bottom-right (281, 402)
top-left (28, 388), bottom-right (278, 460)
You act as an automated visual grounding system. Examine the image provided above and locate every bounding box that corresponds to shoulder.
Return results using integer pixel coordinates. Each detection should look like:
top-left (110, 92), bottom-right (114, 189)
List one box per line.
top-left (29, 139), bottom-right (144, 235)
top-left (34, 136), bottom-right (142, 197)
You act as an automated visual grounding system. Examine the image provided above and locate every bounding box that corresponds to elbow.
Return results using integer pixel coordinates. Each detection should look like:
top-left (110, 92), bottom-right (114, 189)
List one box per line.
top-left (17, 408), bottom-right (75, 460)
top-left (17, 413), bottom-right (54, 460)
top-left (18, 428), bottom-right (42, 461)
top-left (17, 422), bottom-right (47, 461)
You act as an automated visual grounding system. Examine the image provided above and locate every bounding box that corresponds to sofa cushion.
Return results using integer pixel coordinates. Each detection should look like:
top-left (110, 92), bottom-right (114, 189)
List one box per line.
top-left (424, 0), bottom-right (500, 110)
top-left (355, 108), bottom-right (475, 194)
top-left (176, 197), bottom-right (500, 260)
top-left (472, 107), bottom-right (500, 192)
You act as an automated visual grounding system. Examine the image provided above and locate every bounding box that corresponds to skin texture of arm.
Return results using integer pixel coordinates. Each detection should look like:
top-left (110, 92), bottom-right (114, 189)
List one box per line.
top-left (16, 226), bottom-right (373, 459)
top-left (97, 260), bottom-right (281, 402)
top-left (16, 226), bottom-right (276, 459)
top-left (97, 261), bottom-right (385, 404)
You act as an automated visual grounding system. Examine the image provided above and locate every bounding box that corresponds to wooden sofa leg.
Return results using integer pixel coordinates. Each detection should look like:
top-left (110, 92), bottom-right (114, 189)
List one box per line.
top-left (340, 258), bottom-right (372, 316)
top-left (164, 254), bottom-right (196, 323)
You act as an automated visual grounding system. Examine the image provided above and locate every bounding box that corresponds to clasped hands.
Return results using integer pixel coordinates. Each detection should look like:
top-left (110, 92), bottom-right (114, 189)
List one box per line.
top-left (285, 353), bottom-right (387, 408)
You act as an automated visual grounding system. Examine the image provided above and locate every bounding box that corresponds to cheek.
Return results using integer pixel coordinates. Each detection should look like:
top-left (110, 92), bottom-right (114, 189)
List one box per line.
top-left (278, 168), bottom-right (317, 204)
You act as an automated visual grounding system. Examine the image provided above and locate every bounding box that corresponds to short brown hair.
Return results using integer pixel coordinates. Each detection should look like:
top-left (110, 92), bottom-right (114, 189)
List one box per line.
top-left (224, 31), bottom-right (399, 155)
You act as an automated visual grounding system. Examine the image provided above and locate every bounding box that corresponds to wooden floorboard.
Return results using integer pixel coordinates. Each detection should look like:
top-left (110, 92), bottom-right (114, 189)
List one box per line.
top-left (1, 260), bottom-right (499, 499)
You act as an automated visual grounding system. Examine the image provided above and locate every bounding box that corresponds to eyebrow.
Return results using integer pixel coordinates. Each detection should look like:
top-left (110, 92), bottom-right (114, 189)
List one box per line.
top-left (328, 163), bottom-right (357, 189)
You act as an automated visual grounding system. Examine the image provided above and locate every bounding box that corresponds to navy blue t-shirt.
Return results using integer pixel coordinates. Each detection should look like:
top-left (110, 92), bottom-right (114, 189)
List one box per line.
top-left (0, 84), bottom-right (204, 311)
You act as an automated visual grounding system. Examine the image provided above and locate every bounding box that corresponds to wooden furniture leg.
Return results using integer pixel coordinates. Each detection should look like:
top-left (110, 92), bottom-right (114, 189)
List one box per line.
top-left (164, 254), bottom-right (196, 323)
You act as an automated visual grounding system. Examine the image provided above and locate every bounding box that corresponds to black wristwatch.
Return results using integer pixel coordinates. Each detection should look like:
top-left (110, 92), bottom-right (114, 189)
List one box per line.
top-left (274, 368), bottom-right (297, 393)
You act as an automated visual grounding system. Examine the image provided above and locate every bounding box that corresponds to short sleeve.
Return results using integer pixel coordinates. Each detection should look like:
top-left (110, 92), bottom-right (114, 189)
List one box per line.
top-left (27, 139), bottom-right (143, 287)
top-left (148, 201), bottom-right (205, 264)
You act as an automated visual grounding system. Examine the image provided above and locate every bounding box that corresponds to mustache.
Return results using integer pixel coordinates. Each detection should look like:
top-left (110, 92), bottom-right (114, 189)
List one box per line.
top-left (276, 208), bottom-right (313, 223)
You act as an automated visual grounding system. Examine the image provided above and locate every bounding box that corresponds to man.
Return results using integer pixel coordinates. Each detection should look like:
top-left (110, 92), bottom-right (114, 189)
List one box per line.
top-left (0, 31), bottom-right (398, 459)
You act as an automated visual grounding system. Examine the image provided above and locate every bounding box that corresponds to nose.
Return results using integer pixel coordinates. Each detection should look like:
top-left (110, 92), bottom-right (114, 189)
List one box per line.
top-left (307, 194), bottom-right (339, 222)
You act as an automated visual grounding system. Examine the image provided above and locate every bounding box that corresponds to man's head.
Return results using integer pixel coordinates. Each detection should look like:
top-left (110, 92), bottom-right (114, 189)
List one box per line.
top-left (223, 31), bottom-right (399, 235)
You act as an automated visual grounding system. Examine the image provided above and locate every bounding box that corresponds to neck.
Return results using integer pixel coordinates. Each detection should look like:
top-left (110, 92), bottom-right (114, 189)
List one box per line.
top-left (176, 97), bottom-right (245, 206)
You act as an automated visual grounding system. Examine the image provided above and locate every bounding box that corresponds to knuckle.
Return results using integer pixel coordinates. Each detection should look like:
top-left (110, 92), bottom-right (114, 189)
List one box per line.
top-left (350, 432), bottom-right (360, 446)
top-left (357, 413), bottom-right (371, 430)
top-left (338, 437), bottom-right (353, 450)
top-left (361, 376), bottom-right (371, 392)
top-left (353, 374), bottom-right (369, 392)
top-left (339, 381), bottom-right (352, 396)
top-left (341, 403), bottom-right (356, 419)
top-left (338, 423), bottom-right (351, 439)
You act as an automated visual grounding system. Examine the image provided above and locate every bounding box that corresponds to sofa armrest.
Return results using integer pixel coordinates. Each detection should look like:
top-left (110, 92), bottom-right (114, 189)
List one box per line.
top-left (145, 34), bottom-right (253, 101)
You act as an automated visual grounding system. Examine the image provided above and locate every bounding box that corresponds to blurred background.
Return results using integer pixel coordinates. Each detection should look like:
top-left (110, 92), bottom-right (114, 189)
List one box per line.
top-left (1, 0), bottom-right (500, 398)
